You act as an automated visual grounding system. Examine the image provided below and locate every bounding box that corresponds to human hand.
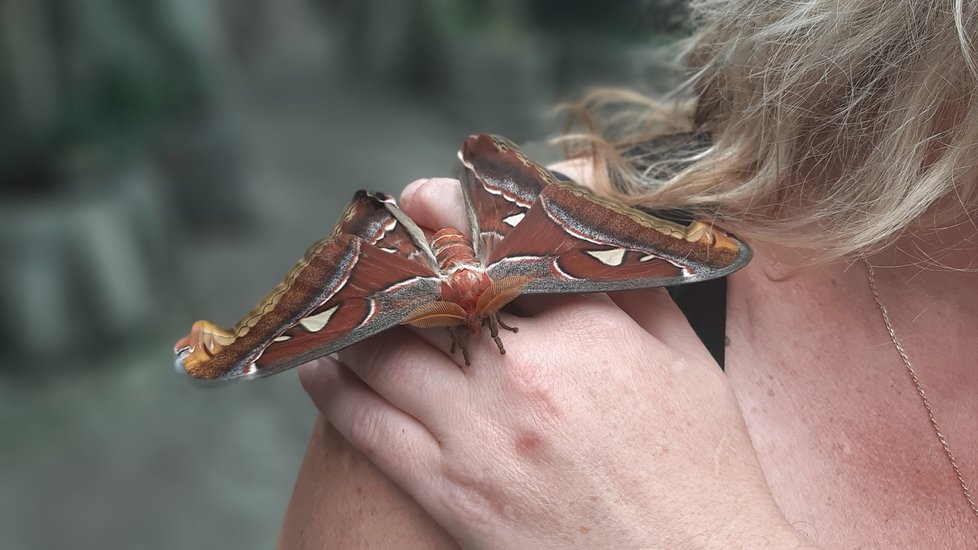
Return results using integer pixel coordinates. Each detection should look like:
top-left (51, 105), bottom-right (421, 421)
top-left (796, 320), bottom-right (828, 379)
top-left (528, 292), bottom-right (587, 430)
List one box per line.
top-left (299, 178), bottom-right (806, 549)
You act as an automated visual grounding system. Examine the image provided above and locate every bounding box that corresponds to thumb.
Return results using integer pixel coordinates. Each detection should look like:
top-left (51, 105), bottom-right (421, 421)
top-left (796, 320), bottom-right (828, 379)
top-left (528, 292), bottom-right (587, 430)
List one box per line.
top-left (399, 178), bottom-right (468, 233)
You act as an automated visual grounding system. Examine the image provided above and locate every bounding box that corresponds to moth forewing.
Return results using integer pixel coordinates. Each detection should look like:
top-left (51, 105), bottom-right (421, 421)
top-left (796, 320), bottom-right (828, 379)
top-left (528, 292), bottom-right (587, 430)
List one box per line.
top-left (333, 190), bottom-right (439, 269)
top-left (175, 231), bottom-right (443, 382)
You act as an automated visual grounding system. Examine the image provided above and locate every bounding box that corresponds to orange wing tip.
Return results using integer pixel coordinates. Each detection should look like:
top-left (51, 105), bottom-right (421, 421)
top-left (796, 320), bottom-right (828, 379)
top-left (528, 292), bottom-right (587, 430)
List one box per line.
top-left (686, 221), bottom-right (741, 252)
top-left (173, 320), bottom-right (236, 380)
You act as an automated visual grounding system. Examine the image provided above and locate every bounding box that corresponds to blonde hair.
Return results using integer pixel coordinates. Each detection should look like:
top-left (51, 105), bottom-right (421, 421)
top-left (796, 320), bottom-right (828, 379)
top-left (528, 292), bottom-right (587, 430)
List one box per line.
top-left (565, 0), bottom-right (978, 263)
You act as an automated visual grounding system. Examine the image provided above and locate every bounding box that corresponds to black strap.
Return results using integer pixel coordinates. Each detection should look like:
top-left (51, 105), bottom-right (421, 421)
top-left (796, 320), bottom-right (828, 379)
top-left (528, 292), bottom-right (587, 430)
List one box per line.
top-left (667, 278), bottom-right (727, 370)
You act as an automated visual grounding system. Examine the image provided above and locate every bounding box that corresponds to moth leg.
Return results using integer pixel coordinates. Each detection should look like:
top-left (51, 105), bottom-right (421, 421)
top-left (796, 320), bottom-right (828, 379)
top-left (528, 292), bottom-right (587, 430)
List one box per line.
top-left (447, 326), bottom-right (471, 366)
top-left (486, 315), bottom-right (507, 356)
top-left (496, 316), bottom-right (518, 333)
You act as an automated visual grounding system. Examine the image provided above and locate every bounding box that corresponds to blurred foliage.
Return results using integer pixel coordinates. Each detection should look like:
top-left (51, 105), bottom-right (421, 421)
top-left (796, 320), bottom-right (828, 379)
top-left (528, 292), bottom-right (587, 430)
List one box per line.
top-left (0, 0), bottom-right (208, 196)
top-left (432, 0), bottom-right (528, 40)
top-left (431, 0), bottom-right (690, 39)
top-left (526, 0), bottom-right (689, 36)
top-left (314, 0), bottom-right (689, 103)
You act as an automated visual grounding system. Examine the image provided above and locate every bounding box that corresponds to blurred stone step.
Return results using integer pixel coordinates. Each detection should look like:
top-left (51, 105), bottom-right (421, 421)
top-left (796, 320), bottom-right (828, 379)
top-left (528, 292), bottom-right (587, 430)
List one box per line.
top-left (0, 162), bottom-right (173, 365)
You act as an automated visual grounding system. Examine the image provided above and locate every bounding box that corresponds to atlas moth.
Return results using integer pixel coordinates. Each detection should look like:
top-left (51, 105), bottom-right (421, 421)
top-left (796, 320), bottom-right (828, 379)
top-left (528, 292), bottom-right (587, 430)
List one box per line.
top-left (174, 134), bottom-right (751, 382)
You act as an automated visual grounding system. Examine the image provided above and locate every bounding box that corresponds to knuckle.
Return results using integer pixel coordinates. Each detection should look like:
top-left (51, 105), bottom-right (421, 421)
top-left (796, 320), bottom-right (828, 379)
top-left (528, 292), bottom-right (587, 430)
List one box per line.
top-left (404, 177), bottom-right (459, 207)
top-left (437, 478), bottom-right (497, 530)
top-left (499, 357), bottom-right (563, 424)
top-left (400, 177), bottom-right (467, 231)
top-left (402, 178), bottom-right (431, 196)
top-left (342, 332), bottom-right (411, 381)
top-left (437, 463), bottom-right (513, 529)
top-left (347, 402), bottom-right (387, 458)
top-left (552, 303), bottom-right (623, 346)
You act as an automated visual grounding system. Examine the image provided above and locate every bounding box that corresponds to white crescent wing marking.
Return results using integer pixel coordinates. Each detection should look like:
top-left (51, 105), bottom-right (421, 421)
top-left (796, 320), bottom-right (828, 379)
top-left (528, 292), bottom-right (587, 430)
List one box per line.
top-left (299, 305), bottom-right (341, 333)
top-left (585, 248), bottom-right (627, 267)
top-left (502, 213), bottom-right (525, 227)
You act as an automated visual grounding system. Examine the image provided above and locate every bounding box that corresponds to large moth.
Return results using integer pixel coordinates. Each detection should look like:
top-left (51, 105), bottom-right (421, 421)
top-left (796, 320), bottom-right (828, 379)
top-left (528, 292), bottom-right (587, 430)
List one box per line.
top-left (175, 134), bottom-right (751, 382)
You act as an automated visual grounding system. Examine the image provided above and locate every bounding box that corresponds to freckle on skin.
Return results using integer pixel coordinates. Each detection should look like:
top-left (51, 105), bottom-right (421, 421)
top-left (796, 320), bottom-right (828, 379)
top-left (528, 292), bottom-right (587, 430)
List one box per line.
top-left (514, 432), bottom-right (545, 458)
top-left (579, 526), bottom-right (592, 534)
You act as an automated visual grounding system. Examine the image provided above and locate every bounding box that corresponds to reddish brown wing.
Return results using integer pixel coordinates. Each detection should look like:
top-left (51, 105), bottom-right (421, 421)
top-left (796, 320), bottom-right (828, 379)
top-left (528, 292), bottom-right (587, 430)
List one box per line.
top-left (244, 238), bottom-right (441, 379)
top-left (174, 192), bottom-right (442, 383)
top-left (458, 134), bottom-right (554, 262)
top-left (335, 191), bottom-right (438, 268)
top-left (459, 133), bottom-right (751, 293)
top-left (483, 177), bottom-right (751, 293)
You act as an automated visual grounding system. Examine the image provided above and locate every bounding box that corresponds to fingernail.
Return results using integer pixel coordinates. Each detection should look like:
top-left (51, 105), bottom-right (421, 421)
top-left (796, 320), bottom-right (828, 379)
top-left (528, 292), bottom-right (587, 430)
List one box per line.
top-left (401, 178), bottom-right (430, 201)
top-left (298, 357), bottom-right (338, 393)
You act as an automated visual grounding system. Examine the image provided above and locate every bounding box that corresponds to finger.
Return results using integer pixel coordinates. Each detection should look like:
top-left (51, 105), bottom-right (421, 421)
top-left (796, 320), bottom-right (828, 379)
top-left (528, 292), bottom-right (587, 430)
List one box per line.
top-left (298, 357), bottom-right (440, 490)
top-left (300, 359), bottom-right (464, 532)
top-left (400, 177), bottom-right (467, 233)
top-left (403, 311), bottom-right (528, 371)
top-left (507, 292), bottom-right (613, 318)
top-left (509, 290), bottom-right (709, 359)
top-left (338, 327), bottom-right (467, 424)
top-left (397, 325), bottom-right (469, 369)
top-left (503, 292), bottom-right (641, 351)
top-left (607, 287), bottom-right (690, 335)
top-left (607, 288), bottom-right (712, 359)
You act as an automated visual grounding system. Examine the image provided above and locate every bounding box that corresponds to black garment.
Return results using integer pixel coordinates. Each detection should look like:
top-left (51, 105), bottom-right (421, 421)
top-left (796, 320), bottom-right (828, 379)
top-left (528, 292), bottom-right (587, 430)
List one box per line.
top-left (668, 279), bottom-right (727, 370)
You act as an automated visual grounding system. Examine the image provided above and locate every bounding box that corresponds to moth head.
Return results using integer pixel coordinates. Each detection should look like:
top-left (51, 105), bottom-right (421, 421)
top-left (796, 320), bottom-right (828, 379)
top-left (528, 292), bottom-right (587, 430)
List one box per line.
top-left (174, 320), bottom-right (236, 375)
top-left (467, 316), bottom-right (485, 335)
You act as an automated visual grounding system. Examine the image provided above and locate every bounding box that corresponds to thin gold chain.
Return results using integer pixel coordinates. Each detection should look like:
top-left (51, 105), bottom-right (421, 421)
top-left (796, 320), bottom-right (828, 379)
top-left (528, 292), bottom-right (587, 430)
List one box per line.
top-left (865, 259), bottom-right (978, 518)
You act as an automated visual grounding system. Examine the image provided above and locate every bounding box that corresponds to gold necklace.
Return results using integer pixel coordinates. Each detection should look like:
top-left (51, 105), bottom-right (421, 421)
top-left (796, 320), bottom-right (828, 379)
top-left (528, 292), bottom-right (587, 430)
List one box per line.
top-left (865, 259), bottom-right (978, 519)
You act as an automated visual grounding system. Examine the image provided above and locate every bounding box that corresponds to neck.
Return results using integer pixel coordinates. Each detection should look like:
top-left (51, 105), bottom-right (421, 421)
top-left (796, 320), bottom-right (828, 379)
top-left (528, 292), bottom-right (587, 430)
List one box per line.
top-left (871, 221), bottom-right (978, 272)
top-left (864, 224), bottom-right (978, 312)
top-left (746, 225), bottom-right (978, 338)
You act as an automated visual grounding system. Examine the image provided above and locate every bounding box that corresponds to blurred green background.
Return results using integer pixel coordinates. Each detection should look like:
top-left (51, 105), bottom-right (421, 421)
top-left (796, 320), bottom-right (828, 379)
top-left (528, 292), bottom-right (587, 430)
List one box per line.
top-left (0, 1), bottom-right (685, 548)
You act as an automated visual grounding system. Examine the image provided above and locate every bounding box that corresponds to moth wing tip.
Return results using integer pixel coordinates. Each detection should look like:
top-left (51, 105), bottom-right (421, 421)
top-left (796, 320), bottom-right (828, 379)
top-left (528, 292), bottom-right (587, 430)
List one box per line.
top-left (172, 352), bottom-right (259, 386)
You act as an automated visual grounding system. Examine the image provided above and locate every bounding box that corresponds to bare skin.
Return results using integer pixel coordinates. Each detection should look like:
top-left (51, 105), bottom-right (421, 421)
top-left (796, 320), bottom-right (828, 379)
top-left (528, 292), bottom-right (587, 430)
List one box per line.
top-left (279, 417), bottom-right (457, 549)
top-left (278, 173), bottom-right (978, 549)
top-left (726, 245), bottom-right (978, 548)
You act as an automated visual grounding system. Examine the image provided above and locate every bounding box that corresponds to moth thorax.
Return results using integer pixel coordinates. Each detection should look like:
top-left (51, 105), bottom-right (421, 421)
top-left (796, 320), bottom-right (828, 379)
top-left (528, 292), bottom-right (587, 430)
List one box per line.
top-left (430, 228), bottom-right (478, 271)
